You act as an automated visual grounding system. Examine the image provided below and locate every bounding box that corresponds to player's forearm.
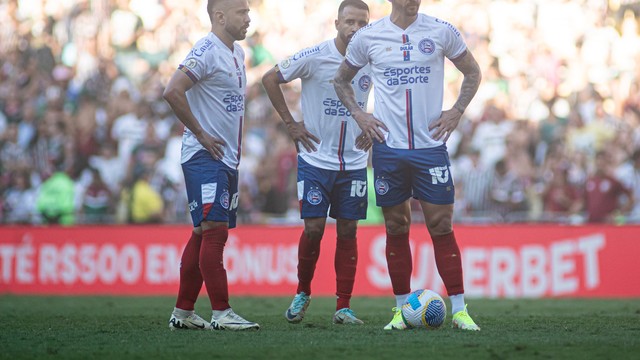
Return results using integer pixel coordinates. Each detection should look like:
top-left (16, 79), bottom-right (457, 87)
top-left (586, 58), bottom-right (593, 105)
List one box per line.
top-left (333, 64), bottom-right (363, 117)
top-left (163, 88), bottom-right (205, 137)
top-left (261, 70), bottom-right (295, 124)
top-left (453, 72), bottom-right (481, 114)
top-left (452, 52), bottom-right (482, 114)
top-left (334, 81), bottom-right (361, 116)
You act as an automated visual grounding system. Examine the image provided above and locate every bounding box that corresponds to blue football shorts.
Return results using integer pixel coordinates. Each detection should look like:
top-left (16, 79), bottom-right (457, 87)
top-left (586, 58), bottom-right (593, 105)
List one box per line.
top-left (182, 150), bottom-right (239, 228)
top-left (297, 156), bottom-right (368, 220)
top-left (372, 142), bottom-right (455, 207)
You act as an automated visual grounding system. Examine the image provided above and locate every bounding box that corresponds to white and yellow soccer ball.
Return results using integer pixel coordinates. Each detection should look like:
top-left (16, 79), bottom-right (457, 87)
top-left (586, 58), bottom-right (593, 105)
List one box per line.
top-left (401, 289), bottom-right (447, 329)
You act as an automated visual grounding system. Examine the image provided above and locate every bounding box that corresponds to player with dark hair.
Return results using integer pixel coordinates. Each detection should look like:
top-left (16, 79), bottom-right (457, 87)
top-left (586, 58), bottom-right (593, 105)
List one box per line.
top-left (333, 0), bottom-right (482, 330)
top-left (262, 0), bottom-right (371, 325)
top-left (163, 0), bottom-right (259, 331)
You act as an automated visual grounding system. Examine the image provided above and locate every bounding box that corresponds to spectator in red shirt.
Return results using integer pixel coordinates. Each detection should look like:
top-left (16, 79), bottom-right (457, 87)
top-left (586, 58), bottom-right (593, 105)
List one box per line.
top-left (541, 165), bottom-right (582, 220)
top-left (581, 151), bottom-right (634, 223)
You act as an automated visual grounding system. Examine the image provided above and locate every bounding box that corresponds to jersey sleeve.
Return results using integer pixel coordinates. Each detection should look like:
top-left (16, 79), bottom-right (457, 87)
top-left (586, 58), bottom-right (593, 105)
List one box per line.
top-left (441, 20), bottom-right (467, 61)
top-left (178, 39), bottom-right (218, 83)
top-left (345, 31), bottom-right (368, 69)
top-left (277, 46), bottom-right (317, 82)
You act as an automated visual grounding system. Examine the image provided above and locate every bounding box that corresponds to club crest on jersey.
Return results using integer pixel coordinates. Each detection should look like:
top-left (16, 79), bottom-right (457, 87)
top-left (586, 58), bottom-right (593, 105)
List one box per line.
top-left (375, 179), bottom-right (389, 195)
top-left (307, 189), bottom-right (322, 205)
top-left (280, 59), bottom-right (291, 69)
top-left (358, 75), bottom-right (372, 91)
top-left (419, 38), bottom-right (436, 55)
top-left (220, 190), bottom-right (230, 209)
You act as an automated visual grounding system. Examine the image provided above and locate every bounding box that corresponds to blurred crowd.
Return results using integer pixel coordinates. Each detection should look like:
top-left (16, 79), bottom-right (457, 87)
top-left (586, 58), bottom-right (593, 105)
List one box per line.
top-left (1, 0), bottom-right (639, 226)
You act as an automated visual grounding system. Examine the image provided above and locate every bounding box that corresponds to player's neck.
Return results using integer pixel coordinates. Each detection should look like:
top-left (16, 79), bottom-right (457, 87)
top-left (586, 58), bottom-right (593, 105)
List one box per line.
top-left (390, 12), bottom-right (417, 30)
top-left (212, 27), bottom-right (235, 51)
top-left (334, 38), bottom-right (347, 56)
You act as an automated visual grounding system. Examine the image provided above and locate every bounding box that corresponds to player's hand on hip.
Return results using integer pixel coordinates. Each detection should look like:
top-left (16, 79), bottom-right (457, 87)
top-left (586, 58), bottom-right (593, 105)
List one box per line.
top-left (353, 111), bottom-right (387, 143)
top-left (197, 132), bottom-right (226, 160)
top-left (286, 121), bottom-right (319, 153)
top-left (429, 108), bottom-right (461, 142)
top-left (355, 132), bottom-right (373, 151)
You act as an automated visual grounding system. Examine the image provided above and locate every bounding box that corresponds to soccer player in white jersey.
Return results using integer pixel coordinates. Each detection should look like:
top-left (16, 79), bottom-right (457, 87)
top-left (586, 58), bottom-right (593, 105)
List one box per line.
top-left (334, 0), bottom-right (482, 331)
top-left (261, 0), bottom-right (372, 325)
top-left (162, 0), bottom-right (259, 331)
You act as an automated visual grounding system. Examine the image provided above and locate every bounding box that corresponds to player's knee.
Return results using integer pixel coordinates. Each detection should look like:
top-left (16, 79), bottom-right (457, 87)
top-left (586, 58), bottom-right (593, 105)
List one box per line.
top-left (383, 211), bottom-right (411, 234)
top-left (336, 220), bottom-right (357, 239)
top-left (201, 220), bottom-right (228, 231)
top-left (304, 226), bottom-right (325, 242)
top-left (384, 219), bottom-right (410, 235)
top-left (426, 214), bottom-right (452, 236)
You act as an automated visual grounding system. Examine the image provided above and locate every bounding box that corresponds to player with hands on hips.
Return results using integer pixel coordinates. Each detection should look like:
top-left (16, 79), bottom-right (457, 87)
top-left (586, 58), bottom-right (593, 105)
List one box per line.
top-left (262, 0), bottom-right (373, 325)
top-left (163, 0), bottom-right (259, 331)
top-left (333, 0), bottom-right (482, 331)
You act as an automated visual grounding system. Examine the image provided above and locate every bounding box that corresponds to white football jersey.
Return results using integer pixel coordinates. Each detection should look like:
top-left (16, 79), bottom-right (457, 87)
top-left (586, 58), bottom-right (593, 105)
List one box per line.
top-left (345, 14), bottom-right (467, 150)
top-left (278, 39), bottom-right (372, 171)
top-left (178, 33), bottom-right (247, 169)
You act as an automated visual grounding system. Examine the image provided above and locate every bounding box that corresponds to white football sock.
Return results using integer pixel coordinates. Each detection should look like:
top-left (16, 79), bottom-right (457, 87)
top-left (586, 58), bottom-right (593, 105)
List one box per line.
top-left (212, 308), bottom-right (231, 319)
top-left (172, 307), bottom-right (193, 318)
top-left (395, 293), bottom-right (410, 308)
top-left (449, 294), bottom-right (465, 314)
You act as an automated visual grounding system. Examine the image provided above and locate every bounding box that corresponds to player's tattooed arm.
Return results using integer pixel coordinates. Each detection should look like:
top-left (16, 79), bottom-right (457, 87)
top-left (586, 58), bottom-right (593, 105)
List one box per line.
top-left (450, 50), bottom-right (482, 115)
top-left (333, 62), bottom-right (359, 116)
top-left (429, 50), bottom-right (482, 141)
top-left (334, 61), bottom-right (387, 143)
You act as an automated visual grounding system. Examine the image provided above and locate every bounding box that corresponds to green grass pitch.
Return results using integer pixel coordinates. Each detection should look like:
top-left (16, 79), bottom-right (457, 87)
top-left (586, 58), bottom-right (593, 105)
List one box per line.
top-left (1, 296), bottom-right (639, 359)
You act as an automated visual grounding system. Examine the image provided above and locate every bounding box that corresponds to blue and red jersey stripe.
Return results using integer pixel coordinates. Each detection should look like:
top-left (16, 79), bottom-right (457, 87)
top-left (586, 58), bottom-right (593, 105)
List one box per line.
top-left (337, 121), bottom-right (348, 170)
top-left (405, 89), bottom-right (415, 149)
top-left (402, 34), bottom-right (411, 61)
top-left (233, 57), bottom-right (243, 88)
top-left (233, 56), bottom-right (244, 168)
top-left (236, 116), bottom-right (243, 169)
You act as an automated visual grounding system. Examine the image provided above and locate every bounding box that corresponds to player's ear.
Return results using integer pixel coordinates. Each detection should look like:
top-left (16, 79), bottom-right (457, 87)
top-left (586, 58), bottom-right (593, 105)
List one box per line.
top-left (212, 9), bottom-right (225, 25)
top-left (335, 19), bottom-right (339, 31)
